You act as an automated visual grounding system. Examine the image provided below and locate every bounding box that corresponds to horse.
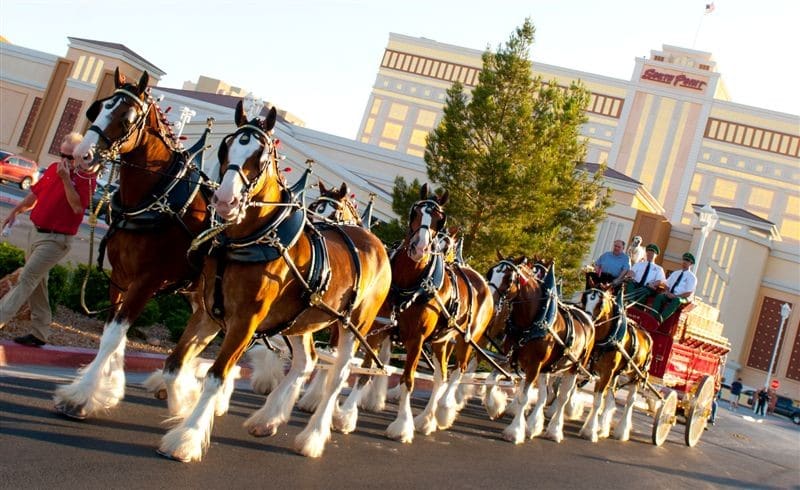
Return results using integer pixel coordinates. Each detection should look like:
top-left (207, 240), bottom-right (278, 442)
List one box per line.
top-left (53, 68), bottom-right (213, 419)
top-left (340, 186), bottom-right (495, 443)
top-left (307, 181), bottom-right (363, 226)
top-left (156, 101), bottom-right (392, 461)
top-left (485, 255), bottom-right (595, 444)
top-left (579, 282), bottom-right (653, 442)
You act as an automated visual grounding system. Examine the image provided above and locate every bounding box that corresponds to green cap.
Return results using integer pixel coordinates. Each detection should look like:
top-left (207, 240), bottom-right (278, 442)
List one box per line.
top-left (646, 243), bottom-right (660, 255)
top-left (682, 252), bottom-right (696, 264)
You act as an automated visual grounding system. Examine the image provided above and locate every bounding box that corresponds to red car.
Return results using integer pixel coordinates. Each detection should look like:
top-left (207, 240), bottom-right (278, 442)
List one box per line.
top-left (0, 150), bottom-right (39, 190)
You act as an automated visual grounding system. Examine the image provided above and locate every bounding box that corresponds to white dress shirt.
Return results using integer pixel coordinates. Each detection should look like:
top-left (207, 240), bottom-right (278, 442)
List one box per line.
top-left (665, 268), bottom-right (697, 297)
top-left (630, 260), bottom-right (666, 287)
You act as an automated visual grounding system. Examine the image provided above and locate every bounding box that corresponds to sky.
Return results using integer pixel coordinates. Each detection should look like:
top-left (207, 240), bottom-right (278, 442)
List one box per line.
top-left (2, 0), bottom-right (798, 139)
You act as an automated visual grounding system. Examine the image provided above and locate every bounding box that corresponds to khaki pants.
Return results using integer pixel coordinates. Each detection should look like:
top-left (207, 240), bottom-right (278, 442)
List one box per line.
top-left (0, 228), bottom-right (72, 341)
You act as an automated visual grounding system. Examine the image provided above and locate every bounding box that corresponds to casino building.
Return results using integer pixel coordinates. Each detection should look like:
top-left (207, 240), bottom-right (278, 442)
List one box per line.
top-left (0, 33), bottom-right (798, 397)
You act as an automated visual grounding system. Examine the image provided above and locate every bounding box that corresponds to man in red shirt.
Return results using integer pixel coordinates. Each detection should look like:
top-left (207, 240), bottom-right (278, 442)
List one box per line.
top-left (0, 132), bottom-right (97, 346)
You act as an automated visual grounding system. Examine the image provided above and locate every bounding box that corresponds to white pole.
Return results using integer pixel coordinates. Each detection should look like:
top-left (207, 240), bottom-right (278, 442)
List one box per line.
top-left (764, 303), bottom-right (792, 390)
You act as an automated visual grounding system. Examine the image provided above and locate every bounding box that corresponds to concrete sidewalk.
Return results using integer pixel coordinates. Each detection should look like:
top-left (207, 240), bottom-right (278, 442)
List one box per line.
top-left (0, 340), bottom-right (168, 373)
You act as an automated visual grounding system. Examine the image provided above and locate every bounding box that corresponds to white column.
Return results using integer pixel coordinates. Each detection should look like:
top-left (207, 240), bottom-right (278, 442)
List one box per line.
top-left (764, 303), bottom-right (792, 390)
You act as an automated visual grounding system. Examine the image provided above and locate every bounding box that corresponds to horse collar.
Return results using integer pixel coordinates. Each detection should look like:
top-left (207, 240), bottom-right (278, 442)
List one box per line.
top-left (390, 253), bottom-right (446, 312)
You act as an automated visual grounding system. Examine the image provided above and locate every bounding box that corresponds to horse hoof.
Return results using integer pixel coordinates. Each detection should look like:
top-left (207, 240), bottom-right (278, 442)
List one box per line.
top-left (156, 448), bottom-right (190, 463)
top-left (55, 402), bottom-right (88, 421)
top-left (155, 389), bottom-right (168, 400)
top-left (248, 424), bottom-right (278, 437)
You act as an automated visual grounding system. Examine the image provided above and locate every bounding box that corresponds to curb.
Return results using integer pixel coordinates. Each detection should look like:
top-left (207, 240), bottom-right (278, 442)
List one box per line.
top-left (0, 340), bottom-right (168, 373)
top-left (0, 340), bottom-right (427, 390)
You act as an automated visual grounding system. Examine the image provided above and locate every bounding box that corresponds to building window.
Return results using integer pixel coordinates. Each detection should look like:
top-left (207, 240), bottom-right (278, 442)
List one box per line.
top-left (388, 103), bottom-right (408, 121)
top-left (382, 122), bottom-right (403, 140)
top-left (48, 98), bottom-right (83, 156)
top-left (699, 64), bottom-right (710, 70)
top-left (17, 97), bottom-right (42, 148)
top-left (704, 118), bottom-right (800, 157)
top-left (416, 110), bottom-right (436, 128)
top-left (748, 187), bottom-right (774, 208)
top-left (406, 148), bottom-right (424, 158)
top-left (71, 56), bottom-right (86, 79)
top-left (364, 117), bottom-right (375, 135)
top-left (378, 141), bottom-right (397, 150)
top-left (711, 178), bottom-right (737, 201)
top-left (409, 129), bottom-right (428, 147)
top-left (370, 99), bottom-right (382, 116)
top-left (746, 297), bottom-right (793, 372)
top-left (653, 55), bottom-right (665, 62)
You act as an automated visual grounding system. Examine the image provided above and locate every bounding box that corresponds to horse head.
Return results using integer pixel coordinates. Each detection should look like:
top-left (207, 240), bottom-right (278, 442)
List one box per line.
top-left (308, 181), bottom-right (359, 224)
top-left (404, 183), bottom-right (449, 262)
top-left (582, 284), bottom-right (613, 322)
top-left (75, 68), bottom-right (153, 169)
top-left (212, 100), bottom-right (279, 224)
top-left (435, 226), bottom-right (460, 262)
top-left (486, 251), bottom-right (535, 308)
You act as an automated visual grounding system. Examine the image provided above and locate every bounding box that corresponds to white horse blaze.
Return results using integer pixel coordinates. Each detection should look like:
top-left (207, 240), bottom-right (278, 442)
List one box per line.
top-left (212, 136), bottom-right (262, 220)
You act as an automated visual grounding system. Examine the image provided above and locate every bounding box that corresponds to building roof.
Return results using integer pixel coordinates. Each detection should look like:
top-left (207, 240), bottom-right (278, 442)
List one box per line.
top-left (711, 205), bottom-right (775, 226)
top-left (153, 86), bottom-right (289, 124)
top-left (68, 37), bottom-right (165, 75)
top-left (579, 162), bottom-right (642, 185)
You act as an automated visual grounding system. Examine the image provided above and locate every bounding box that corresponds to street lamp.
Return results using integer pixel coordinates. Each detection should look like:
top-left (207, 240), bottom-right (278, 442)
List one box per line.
top-left (695, 203), bottom-right (718, 275)
top-left (764, 303), bottom-right (792, 390)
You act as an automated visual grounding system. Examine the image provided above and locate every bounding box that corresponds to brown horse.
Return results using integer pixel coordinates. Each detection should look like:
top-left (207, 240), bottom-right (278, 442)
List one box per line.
top-left (54, 69), bottom-right (212, 419)
top-left (157, 101), bottom-right (391, 461)
top-left (486, 255), bottom-right (595, 444)
top-left (308, 181), bottom-right (363, 226)
top-left (579, 283), bottom-right (653, 442)
top-left (345, 186), bottom-right (494, 443)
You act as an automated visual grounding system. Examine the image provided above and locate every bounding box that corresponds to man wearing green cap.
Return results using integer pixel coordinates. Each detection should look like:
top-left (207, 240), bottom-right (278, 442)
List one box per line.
top-left (652, 252), bottom-right (697, 322)
top-left (623, 243), bottom-right (666, 307)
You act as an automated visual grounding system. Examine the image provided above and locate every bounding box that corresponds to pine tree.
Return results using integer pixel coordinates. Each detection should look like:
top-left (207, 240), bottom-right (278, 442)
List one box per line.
top-left (424, 18), bottom-right (611, 292)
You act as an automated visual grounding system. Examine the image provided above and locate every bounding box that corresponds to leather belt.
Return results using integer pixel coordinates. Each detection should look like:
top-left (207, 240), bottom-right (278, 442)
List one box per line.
top-left (36, 227), bottom-right (67, 235)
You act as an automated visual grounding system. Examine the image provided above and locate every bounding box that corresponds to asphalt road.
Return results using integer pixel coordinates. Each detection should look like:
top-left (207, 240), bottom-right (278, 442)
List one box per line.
top-left (1, 365), bottom-right (798, 489)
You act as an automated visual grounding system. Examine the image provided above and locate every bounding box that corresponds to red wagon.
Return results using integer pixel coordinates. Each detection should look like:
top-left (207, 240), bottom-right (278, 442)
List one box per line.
top-left (627, 300), bottom-right (730, 446)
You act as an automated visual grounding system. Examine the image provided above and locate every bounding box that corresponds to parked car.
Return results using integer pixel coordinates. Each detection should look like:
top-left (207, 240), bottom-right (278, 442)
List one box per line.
top-left (0, 151), bottom-right (39, 190)
top-left (773, 395), bottom-right (800, 424)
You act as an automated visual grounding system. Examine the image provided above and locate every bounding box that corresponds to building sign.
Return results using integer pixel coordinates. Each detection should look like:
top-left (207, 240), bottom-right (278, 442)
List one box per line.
top-left (640, 65), bottom-right (708, 92)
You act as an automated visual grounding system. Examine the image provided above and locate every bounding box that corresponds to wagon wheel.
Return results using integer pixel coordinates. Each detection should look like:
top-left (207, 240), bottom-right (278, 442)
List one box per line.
top-left (684, 375), bottom-right (714, 447)
top-left (651, 390), bottom-right (677, 446)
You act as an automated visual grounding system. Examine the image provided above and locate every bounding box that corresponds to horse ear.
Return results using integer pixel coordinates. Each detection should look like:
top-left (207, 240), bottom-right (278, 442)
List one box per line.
top-left (114, 67), bottom-right (125, 88)
top-left (318, 180), bottom-right (327, 194)
top-left (137, 71), bottom-right (149, 94)
top-left (86, 101), bottom-right (101, 123)
top-left (420, 183), bottom-right (429, 200)
top-left (438, 190), bottom-right (450, 206)
top-left (496, 249), bottom-right (505, 260)
top-left (235, 100), bottom-right (247, 127)
top-left (338, 182), bottom-right (349, 197)
top-left (264, 106), bottom-right (277, 133)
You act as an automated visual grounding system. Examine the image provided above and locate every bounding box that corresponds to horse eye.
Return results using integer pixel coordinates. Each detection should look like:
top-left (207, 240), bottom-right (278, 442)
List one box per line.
top-left (125, 110), bottom-right (137, 124)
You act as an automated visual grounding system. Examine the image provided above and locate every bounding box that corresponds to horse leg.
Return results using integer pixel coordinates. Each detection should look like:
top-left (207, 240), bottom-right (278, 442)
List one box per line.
top-left (580, 382), bottom-right (607, 443)
top-left (244, 334), bottom-right (315, 437)
top-left (544, 371), bottom-right (578, 443)
top-left (158, 322), bottom-right (254, 463)
top-left (414, 341), bottom-right (448, 435)
top-left (248, 336), bottom-right (288, 396)
top-left (456, 356), bottom-right (479, 407)
top-left (297, 342), bottom-right (329, 413)
top-left (359, 335), bottom-right (392, 412)
top-left (437, 340), bottom-right (470, 429)
top-left (386, 334), bottom-right (424, 443)
top-left (54, 277), bottom-right (159, 419)
top-left (613, 382), bottom-right (639, 442)
top-left (484, 370), bottom-right (509, 420)
top-left (598, 385), bottom-right (618, 439)
top-left (526, 373), bottom-right (550, 439)
top-left (503, 378), bottom-right (535, 444)
top-left (296, 326), bottom-right (357, 458)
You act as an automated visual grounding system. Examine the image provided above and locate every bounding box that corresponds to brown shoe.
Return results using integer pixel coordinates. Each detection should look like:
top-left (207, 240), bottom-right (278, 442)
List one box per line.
top-left (14, 334), bottom-right (45, 347)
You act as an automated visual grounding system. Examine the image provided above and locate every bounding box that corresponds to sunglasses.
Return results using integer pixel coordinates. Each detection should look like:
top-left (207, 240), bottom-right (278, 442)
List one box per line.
top-left (59, 153), bottom-right (75, 161)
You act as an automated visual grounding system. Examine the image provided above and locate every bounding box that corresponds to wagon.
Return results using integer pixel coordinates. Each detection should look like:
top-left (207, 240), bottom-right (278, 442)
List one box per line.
top-left (627, 299), bottom-right (730, 447)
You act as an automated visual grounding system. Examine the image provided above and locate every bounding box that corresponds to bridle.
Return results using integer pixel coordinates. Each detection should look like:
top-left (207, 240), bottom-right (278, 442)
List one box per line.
top-left (309, 195), bottom-right (359, 225)
top-left (87, 88), bottom-right (151, 159)
top-left (406, 199), bottom-right (447, 255)
top-left (217, 123), bottom-right (279, 210)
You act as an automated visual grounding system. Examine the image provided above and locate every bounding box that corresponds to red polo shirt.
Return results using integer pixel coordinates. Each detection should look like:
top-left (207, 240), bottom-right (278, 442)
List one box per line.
top-left (29, 162), bottom-right (96, 235)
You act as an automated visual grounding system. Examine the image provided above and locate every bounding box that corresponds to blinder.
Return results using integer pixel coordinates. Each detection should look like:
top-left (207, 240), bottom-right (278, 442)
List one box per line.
top-left (408, 199), bottom-right (447, 233)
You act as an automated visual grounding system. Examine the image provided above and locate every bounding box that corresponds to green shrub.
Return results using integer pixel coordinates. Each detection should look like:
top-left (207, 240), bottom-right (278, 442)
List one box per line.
top-left (155, 293), bottom-right (192, 340)
top-left (133, 299), bottom-right (161, 328)
top-left (63, 265), bottom-right (111, 317)
top-left (47, 264), bottom-right (70, 312)
top-left (0, 242), bottom-right (24, 276)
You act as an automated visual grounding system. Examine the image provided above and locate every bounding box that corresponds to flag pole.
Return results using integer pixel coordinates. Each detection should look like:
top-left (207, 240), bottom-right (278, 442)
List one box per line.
top-left (692, 15), bottom-right (704, 49)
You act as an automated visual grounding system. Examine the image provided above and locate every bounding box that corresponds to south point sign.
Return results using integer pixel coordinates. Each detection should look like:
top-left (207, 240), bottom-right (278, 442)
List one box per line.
top-left (641, 66), bottom-right (708, 92)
